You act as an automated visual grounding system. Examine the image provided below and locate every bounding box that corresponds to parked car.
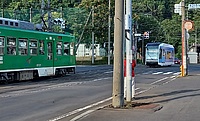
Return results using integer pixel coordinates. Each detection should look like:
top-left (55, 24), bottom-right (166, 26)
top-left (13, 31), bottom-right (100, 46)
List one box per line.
top-left (174, 57), bottom-right (181, 64)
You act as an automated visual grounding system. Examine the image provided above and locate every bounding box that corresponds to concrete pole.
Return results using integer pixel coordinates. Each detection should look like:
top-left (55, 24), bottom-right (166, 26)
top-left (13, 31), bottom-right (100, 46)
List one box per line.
top-left (125, 0), bottom-right (133, 102)
top-left (92, 6), bottom-right (95, 64)
top-left (108, 0), bottom-right (111, 65)
top-left (181, 0), bottom-right (187, 76)
top-left (112, 0), bottom-right (124, 108)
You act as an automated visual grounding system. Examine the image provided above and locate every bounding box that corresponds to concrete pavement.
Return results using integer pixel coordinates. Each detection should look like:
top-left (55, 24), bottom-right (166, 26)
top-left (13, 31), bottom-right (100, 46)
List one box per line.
top-left (76, 73), bottom-right (200, 121)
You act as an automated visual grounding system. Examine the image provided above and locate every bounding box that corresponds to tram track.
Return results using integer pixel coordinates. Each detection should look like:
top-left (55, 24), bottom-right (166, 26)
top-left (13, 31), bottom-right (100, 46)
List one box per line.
top-left (0, 67), bottom-right (113, 96)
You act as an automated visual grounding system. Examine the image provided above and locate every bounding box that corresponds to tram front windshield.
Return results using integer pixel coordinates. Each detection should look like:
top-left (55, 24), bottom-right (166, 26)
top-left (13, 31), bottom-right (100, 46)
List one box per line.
top-left (146, 46), bottom-right (159, 60)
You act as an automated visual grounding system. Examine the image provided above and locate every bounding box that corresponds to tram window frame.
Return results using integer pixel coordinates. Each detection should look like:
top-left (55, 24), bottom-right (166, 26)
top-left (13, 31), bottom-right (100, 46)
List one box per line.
top-left (7, 37), bottom-right (17, 55)
top-left (64, 42), bottom-right (70, 55)
top-left (56, 41), bottom-right (62, 55)
top-left (18, 38), bottom-right (28, 55)
top-left (39, 40), bottom-right (45, 55)
top-left (0, 37), bottom-right (5, 55)
top-left (29, 39), bottom-right (38, 55)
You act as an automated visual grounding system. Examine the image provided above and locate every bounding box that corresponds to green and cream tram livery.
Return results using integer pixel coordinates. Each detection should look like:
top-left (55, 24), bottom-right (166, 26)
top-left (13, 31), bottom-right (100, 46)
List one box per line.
top-left (0, 18), bottom-right (76, 82)
top-left (145, 42), bottom-right (174, 67)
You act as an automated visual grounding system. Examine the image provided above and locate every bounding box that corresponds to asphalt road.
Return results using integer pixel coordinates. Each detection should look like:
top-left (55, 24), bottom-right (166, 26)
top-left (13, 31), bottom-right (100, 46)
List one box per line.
top-left (0, 64), bottom-right (194, 121)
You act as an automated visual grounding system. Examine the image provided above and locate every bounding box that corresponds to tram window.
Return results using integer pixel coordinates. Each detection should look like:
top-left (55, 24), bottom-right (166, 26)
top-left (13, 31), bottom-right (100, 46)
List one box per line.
top-left (39, 40), bottom-right (45, 55)
top-left (29, 39), bottom-right (38, 55)
top-left (64, 42), bottom-right (70, 55)
top-left (10, 22), bottom-right (13, 26)
top-left (7, 37), bottom-right (16, 55)
top-left (0, 20), bottom-right (2, 24)
top-left (159, 49), bottom-right (162, 59)
top-left (5, 21), bottom-right (8, 25)
top-left (70, 42), bottom-right (75, 55)
top-left (47, 42), bottom-right (52, 60)
top-left (0, 37), bottom-right (4, 55)
top-left (56, 41), bottom-right (62, 55)
top-left (167, 51), bottom-right (172, 59)
top-left (18, 38), bottom-right (28, 55)
top-left (15, 23), bottom-right (18, 27)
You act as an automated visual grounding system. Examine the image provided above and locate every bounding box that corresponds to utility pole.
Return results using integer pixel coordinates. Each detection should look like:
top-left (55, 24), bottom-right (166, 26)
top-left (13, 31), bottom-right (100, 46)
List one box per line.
top-left (47, 0), bottom-right (52, 32)
top-left (125, 0), bottom-right (134, 102)
top-left (195, 27), bottom-right (197, 52)
top-left (112, 0), bottom-right (124, 108)
top-left (92, 6), bottom-right (95, 64)
top-left (181, 0), bottom-right (188, 76)
top-left (142, 36), bottom-right (144, 64)
top-left (108, 0), bottom-right (111, 65)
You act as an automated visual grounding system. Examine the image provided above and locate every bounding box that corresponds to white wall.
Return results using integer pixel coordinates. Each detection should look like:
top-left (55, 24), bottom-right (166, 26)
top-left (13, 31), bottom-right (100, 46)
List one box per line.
top-left (76, 44), bottom-right (106, 57)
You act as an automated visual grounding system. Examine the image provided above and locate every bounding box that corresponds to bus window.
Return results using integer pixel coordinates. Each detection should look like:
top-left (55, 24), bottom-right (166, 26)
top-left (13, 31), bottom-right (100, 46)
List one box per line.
top-left (47, 42), bottom-right (52, 60)
top-left (29, 39), bottom-right (38, 55)
top-left (18, 38), bottom-right (28, 55)
top-left (7, 37), bottom-right (16, 55)
top-left (39, 40), bottom-right (45, 55)
top-left (0, 37), bottom-right (4, 55)
top-left (64, 42), bottom-right (70, 55)
top-left (56, 41), bottom-right (62, 55)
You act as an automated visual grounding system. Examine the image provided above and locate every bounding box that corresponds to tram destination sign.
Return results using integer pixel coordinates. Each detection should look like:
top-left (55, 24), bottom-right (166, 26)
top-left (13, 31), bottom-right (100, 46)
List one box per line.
top-left (188, 4), bottom-right (200, 10)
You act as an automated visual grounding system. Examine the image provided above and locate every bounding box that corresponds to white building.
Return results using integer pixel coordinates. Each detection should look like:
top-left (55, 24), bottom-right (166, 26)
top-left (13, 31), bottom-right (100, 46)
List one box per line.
top-left (76, 44), bottom-right (106, 57)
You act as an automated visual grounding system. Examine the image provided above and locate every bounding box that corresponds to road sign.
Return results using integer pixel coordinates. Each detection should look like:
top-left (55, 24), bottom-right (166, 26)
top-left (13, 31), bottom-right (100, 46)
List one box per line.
top-left (174, 2), bottom-right (182, 15)
top-left (188, 4), bottom-right (200, 10)
top-left (184, 20), bottom-right (194, 31)
top-left (134, 33), bottom-right (141, 37)
top-left (174, 3), bottom-right (181, 9)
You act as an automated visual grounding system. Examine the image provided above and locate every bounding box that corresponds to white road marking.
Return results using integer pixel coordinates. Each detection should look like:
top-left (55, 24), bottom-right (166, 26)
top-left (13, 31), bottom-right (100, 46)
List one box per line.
top-left (173, 72), bottom-right (181, 75)
top-left (104, 71), bottom-right (113, 74)
top-left (48, 97), bottom-right (112, 121)
top-left (150, 77), bottom-right (169, 85)
top-left (152, 72), bottom-right (163, 75)
top-left (163, 72), bottom-right (173, 75)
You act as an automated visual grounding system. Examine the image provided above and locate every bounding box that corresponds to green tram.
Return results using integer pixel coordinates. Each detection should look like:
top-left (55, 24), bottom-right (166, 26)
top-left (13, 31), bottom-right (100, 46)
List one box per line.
top-left (0, 25), bottom-right (76, 82)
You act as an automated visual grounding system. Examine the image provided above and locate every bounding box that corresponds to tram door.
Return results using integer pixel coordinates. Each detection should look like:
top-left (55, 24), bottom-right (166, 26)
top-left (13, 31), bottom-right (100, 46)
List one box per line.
top-left (47, 41), bottom-right (54, 75)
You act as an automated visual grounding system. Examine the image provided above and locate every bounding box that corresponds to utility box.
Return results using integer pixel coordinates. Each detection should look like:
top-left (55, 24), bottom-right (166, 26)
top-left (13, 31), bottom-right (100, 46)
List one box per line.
top-left (188, 52), bottom-right (198, 64)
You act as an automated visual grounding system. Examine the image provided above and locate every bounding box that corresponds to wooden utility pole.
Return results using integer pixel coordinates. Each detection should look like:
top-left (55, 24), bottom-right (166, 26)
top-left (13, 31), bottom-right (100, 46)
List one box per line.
top-left (112, 0), bottom-right (124, 108)
top-left (181, 0), bottom-right (188, 76)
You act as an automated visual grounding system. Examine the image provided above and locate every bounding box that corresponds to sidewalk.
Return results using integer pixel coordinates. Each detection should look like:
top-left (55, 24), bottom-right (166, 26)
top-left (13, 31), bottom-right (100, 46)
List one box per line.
top-left (78, 74), bottom-right (200, 121)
